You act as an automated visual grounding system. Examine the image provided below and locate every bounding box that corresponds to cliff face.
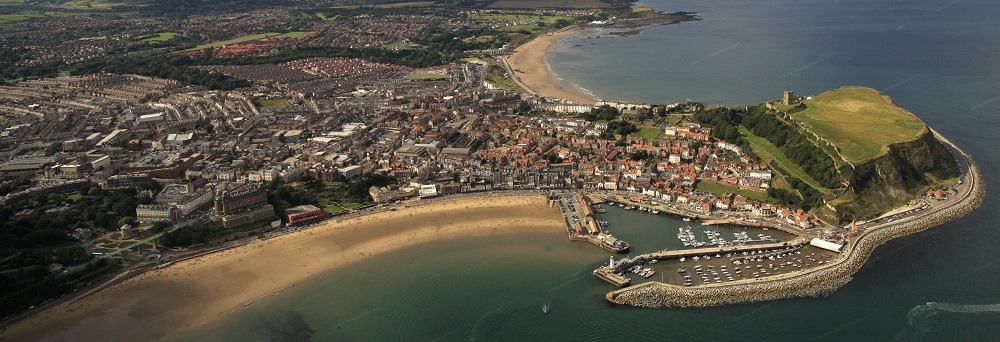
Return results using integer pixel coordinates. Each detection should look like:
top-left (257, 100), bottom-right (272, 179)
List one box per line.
top-left (834, 128), bottom-right (959, 221)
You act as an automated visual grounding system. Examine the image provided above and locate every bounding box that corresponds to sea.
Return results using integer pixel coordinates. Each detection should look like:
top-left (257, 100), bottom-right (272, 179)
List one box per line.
top-left (175, 0), bottom-right (998, 340)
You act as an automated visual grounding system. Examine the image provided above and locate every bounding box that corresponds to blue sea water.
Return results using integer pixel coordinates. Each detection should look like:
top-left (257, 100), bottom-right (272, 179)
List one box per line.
top-left (177, 0), bottom-right (1000, 340)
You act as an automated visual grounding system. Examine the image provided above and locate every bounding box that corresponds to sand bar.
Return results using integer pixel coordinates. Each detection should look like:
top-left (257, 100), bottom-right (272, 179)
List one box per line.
top-left (506, 28), bottom-right (597, 105)
top-left (0, 195), bottom-right (563, 341)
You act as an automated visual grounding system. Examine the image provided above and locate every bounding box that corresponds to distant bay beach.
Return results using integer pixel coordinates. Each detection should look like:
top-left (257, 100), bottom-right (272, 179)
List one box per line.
top-left (505, 28), bottom-right (598, 105)
top-left (0, 195), bottom-right (563, 342)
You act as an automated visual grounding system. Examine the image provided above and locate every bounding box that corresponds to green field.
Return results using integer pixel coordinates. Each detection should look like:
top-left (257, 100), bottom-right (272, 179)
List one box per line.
top-left (496, 24), bottom-right (550, 34)
top-left (58, 0), bottom-right (122, 9)
top-left (255, 98), bottom-right (292, 108)
top-left (633, 127), bottom-right (662, 139)
top-left (696, 181), bottom-right (771, 203)
top-left (273, 31), bottom-right (312, 39)
top-left (141, 32), bottom-right (180, 42)
top-left (0, 11), bottom-right (80, 23)
top-left (487, 0), bottom-right (613, 9)
top-left (183, 32), bottom-right (284, 51)
top-left (470, 13), bottom-right (574, 23)
top-left (740, 127), bottom-right (831, 194)
top-left (790, 86), bottom-right (926, 163)
top-left (405, 73), bottom-right (448, 80)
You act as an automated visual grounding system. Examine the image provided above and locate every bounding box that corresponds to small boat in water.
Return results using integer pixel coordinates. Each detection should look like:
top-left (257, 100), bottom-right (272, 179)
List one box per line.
top-left (543, 304), bottom-right (550, 314)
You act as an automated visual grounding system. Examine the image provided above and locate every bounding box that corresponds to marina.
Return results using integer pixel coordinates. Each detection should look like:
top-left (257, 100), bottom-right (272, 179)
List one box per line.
top-left (593, 241), bottom-right (841, 288)
top-left (676, 226), bottom-right (777, 247)
top-left (585, 201), bottom-right (837, 288)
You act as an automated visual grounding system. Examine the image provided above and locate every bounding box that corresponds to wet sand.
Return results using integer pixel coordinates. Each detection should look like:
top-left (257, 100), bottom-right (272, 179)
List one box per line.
top-left (0, 195), bottom-right (563, 342)
top-left (505, 28), bottom-right (597, 105)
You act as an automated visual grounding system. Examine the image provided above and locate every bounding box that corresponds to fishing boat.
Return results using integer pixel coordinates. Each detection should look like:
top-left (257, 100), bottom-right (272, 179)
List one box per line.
top-left (683, 217), bottom-right (692, 222)
top-left (543, 304), bottom-right (550, 314)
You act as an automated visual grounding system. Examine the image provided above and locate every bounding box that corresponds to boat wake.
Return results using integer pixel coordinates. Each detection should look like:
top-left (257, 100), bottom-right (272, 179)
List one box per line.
top-left (896, 302), bottom-right (1000, 341)
top-left (332, 307), bottom-right (377, 329)
top-left (548, 271), bottom-right (585, 292)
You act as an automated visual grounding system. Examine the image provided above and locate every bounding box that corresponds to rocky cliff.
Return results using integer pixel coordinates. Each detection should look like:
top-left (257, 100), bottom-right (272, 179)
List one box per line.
top-left (834, 128), bottom-right (959, 221)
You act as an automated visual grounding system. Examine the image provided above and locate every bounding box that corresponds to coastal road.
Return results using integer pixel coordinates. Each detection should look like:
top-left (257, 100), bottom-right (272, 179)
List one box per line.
top-left (858, 131), bottom-right (975, 232)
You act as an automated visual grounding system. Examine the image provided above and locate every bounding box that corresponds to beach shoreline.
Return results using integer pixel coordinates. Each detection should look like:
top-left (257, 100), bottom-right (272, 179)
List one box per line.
top-left (0, 195), bottom-right (563, 342)
top-left (505, 28), bottom-right (598, 105)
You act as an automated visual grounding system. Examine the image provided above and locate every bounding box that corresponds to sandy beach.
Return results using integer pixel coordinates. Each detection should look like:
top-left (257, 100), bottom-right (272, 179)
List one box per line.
top-left (0, 195), bottom-right (563, 342)
top-left (505, 28), bottom-right (597, 105)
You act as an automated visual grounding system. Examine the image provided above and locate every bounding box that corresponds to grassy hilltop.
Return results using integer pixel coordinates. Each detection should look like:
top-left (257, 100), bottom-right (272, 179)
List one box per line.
top-left (787, 87), bottom-right (959, 222)
top-left (791, 86), bottom-right (927, 163)
top-left (697, 86), bottom-right (959, 224)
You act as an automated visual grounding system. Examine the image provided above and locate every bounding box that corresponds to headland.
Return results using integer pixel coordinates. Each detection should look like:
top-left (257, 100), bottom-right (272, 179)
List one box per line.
top-left (601, 133), bottom-right (984, 308)
top-left (0, 194), bottom-right (564, 341)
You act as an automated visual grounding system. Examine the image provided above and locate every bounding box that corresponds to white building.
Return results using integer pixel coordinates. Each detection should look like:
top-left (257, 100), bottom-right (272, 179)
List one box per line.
top-left (136, 204), bottom-right (178, 222)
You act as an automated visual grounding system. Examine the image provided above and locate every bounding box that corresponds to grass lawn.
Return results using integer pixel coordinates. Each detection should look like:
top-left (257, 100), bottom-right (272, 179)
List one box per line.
top-left (741, 127), bottom-right (832, 195)
top-left (273, 31), bottom-right (312, 39)
top-left (790, 86), bottom-right (926, 163)
top-left (342, 202), bottom-right (366, 210)
top-left (183, 32), bottom-right (283, 51)
top-left (405, 73), bottom-right (448, 80)
top-left (486, 65), bottom-right (523, 93)
top-left (67, 194), bottom-right (84, 201)
top-left (663, 116), bottom-right (683, 126)
top-left (141, 32), bottom-right (180, 42)
top-left (633, 127), bottom-right (662, 139)
top-left (696, 181), bottom-right (771, 203)
top-left (255, 98), bottom-right (292, 108)
top-left (323, 205), bottom-right (345, 215)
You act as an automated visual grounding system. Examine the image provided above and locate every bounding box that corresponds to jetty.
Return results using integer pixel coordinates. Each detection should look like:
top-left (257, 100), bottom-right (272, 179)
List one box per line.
top-left (633, 240), bottom-right (804, 262)
top-left (553, 192), bottom-right (630, 253)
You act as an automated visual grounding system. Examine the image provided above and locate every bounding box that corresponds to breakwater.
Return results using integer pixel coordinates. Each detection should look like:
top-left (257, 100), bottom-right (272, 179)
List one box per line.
top-left (607, 144), bottom-right (986, 308)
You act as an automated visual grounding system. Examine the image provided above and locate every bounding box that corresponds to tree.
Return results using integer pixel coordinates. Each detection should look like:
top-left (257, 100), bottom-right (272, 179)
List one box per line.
top-left (118, 217), bottom-right (136, 227)
top-left (151, 222), bottom-right (170, 233)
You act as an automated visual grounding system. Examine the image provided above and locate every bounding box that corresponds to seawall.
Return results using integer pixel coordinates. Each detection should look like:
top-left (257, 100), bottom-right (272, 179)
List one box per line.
top-left (606, 139), bottom-right (986, 308)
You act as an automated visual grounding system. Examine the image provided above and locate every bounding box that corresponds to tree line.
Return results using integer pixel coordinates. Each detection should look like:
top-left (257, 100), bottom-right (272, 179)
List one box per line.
top-left (740, 105), bottom-right (843, 189)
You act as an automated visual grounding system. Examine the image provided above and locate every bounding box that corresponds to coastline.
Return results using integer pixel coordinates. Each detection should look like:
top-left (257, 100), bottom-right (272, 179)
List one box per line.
top-left (504, 28), bottom-right (598, 105)
top-left (0, 195), bottom-right (563, 341)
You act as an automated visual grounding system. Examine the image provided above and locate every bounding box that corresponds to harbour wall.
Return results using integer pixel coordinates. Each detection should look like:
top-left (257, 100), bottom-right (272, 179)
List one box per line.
top-left (606, 148), bottom-right (986, 308)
